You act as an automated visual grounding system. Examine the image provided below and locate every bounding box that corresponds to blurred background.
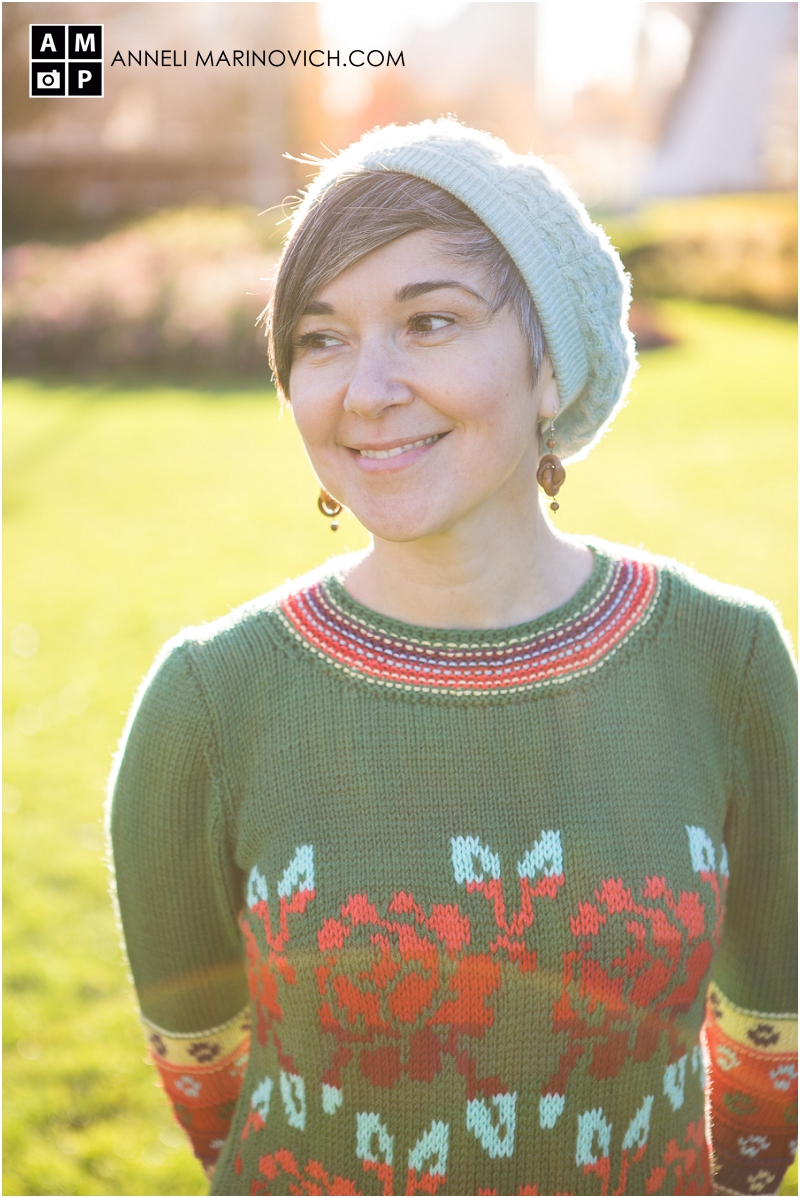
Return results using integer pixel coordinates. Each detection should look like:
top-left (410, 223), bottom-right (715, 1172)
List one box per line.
top-left (4, 3), bottom-right (797, 1194)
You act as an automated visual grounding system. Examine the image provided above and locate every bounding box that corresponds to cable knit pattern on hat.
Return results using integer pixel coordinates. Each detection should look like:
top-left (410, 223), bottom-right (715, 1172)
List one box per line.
top-left (287, 119), bottom-right (637, 461)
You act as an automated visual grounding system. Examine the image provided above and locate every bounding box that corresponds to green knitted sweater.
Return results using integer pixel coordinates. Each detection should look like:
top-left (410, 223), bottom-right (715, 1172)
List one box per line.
top-left (109, 540), bottom-right (798, 1197)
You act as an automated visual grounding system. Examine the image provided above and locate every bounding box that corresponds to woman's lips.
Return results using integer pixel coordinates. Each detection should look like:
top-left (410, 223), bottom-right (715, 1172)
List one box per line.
top-left (358, 433), bottom-right (444, 459)
top-left (349, 432), bottom-right (448, 471)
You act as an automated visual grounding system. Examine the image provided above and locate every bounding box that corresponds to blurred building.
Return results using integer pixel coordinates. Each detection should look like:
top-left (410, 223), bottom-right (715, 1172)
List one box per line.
top-left (645, 2), bottom-right (798, 197)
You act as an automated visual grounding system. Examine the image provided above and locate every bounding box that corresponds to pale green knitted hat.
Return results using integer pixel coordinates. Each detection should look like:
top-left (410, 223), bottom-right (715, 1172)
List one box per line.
top-left (290, 118), bottom-right (636, 462)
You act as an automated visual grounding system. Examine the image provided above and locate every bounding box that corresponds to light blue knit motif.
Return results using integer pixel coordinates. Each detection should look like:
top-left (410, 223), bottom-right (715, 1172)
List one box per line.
top-left (517, 830), bottom-right (564, 879)
top-left (246, 866), bottom-right (268, 909)
top-left (450, 835), bottom-right (501, 885)
top-left (539, 1093), bottom-right (566, 1129)
top-left (250, 1076), bottom-right (273, 1120)
top-left (407, 1121), bottom-right (450, 1176)
top-left (277, 844), bottom-right (314, 898)
top-left (664, 1056), bottom-right (687, 1111)
top-left (576, 1108), bottom-right (612, 1167)
top-left (466, 1092), bottom-right (517, 1158)
top-left (685, 825), bottom-right (716, 873)
top-left (621, 1096), bottom-right (653, 1152)
top-left (356, 1111), bottom-right (394, 1166)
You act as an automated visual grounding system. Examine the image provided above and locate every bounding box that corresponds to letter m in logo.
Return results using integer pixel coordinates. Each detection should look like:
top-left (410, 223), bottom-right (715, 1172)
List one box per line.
top-left (67, 25), bottom-right (103, 61)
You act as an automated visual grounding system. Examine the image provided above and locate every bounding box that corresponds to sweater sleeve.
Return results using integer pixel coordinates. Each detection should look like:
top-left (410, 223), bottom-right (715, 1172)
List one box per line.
top-left (109, 640), bottom-right (250, 1172)
top-left (705, 609), bottom-right (798, 1196)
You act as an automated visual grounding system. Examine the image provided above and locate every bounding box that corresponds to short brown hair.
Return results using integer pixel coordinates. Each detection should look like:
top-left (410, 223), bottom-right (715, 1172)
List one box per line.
top-left (266, 170), bottom-right (546, 399)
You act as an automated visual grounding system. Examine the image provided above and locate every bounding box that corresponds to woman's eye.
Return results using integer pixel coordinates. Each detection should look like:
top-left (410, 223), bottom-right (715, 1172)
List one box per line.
top-left (295, 332), bottom-right (340, 351)
top-left (410, 314), bottom-right (453, 335)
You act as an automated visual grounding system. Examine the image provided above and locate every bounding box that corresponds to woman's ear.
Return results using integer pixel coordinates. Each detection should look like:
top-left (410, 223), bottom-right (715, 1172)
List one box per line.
top-left (537, 370), bottom-right (560, 422)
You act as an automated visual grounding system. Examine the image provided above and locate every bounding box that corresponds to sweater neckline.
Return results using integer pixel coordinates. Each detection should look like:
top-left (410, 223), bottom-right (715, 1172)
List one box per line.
top-left (277, 541), bottom-right (661, 697)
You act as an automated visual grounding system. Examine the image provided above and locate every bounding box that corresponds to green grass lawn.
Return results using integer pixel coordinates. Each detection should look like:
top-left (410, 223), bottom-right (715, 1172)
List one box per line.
top-left (4, 300), bottom-right (797, 1196)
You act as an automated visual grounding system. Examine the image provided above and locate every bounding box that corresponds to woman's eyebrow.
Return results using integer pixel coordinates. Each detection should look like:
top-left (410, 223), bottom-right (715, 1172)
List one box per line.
top-left (300, 281), bottom-right (487, 317)
top-left (301, 299), bottom-right (335, 316)
top-left (394, 280), bottom-right (487, 303)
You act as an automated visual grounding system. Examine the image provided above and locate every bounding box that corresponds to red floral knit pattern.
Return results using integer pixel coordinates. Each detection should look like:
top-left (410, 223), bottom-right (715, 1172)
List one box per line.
top-left (545, 857), bottom-right (726, 1104)
top-left (704, 985), bottom-right (798, 1196)
top-left (278, 556), bottom-right (660, 695)
top-left (248, 1149), bottom-right (577, 1196)
top-left (250, 1148), bottom-right (362, 1194)
top-left (248, 1146), bottom-right (456, 1196)
top-left (314, 832), bottom-right (565, 1110)
top-left (644, 1119), bottom-right (711, 1195)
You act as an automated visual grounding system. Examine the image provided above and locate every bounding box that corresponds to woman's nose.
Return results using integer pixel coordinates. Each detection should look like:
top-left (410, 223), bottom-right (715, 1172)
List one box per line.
top-left (342, 338), bottom-right (414, 419)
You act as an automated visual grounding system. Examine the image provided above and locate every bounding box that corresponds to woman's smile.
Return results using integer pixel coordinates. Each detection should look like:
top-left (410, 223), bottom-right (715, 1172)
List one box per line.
top-left (349, 431), bottom-right (449, 470)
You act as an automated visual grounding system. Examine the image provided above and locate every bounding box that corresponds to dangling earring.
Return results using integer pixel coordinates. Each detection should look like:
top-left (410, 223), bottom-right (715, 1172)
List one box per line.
top-left (317, 488), bottom-right (342, 531)
top-left (536, 420), bottom-right (566, 512)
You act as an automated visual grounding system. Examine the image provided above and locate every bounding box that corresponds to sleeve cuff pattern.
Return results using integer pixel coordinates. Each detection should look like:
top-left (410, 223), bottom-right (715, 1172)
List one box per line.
top-left (143, 1007), bottom-right (251, 1167)
top-left (705, 984), bottom-right (797, 1196)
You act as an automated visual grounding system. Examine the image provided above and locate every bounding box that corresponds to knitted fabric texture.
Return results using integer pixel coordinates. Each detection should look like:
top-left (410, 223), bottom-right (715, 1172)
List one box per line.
top-left (286, 119), bottom-right (637, 461)
top-left (109, 541), bottom-right (797, 1196)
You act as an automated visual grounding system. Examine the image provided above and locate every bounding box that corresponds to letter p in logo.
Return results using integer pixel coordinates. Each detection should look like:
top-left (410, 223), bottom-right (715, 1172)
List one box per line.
top-left (67, 60), bottom-right (102, 97)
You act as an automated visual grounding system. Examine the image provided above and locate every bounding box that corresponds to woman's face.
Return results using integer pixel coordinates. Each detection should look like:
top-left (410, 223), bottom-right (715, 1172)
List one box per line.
top-left (289, 229), bottom-right (558, 543)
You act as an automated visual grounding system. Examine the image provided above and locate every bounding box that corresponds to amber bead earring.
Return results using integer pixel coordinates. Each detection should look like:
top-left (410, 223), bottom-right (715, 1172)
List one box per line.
top-left (536, 420), bottom-right (566, 512)
top-left (317, 488), bottom-right (343, 531)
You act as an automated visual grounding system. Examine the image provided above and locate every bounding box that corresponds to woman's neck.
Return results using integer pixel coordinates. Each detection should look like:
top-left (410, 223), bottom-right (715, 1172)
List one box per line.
top-left (341, 500), bottom-right (594, 631)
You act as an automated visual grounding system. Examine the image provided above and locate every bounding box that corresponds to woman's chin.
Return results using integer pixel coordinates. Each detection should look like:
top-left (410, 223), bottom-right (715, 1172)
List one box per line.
top-left (348, 501), bottom-right (453, 545)
top-left (359, 519), bottom-right (438, 545)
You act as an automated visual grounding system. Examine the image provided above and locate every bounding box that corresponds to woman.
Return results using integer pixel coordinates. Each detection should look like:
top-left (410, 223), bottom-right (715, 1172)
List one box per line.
top-left (109, 120), bottom-right (797, 1196)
